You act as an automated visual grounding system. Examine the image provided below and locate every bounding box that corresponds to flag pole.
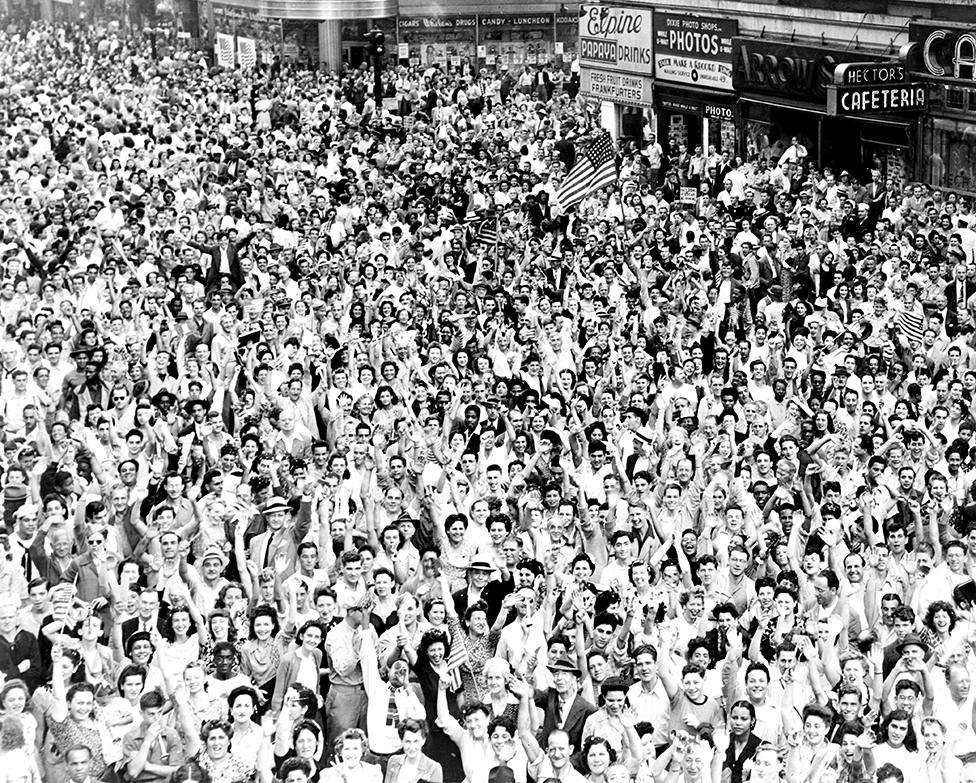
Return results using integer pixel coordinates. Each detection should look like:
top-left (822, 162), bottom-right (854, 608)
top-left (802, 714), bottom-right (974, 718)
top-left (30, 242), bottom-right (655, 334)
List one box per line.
top-left (493, 207), bottom-right (500, 279)
top-left (618, 175), bottom-right (632, 274)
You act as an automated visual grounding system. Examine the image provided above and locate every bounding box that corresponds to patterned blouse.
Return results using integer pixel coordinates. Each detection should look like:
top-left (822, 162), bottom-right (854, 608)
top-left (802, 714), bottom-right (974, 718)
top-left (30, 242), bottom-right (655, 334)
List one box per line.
top-left (194, 751), bottom-right (255, 783)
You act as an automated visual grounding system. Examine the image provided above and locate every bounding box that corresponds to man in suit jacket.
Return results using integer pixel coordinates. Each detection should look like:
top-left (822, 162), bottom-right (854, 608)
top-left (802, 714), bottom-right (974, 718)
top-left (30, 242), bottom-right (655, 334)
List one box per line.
top-left (187, 230), bottom-right (254, 291)
top-left (944, 260), bottom-right (975, 336)
top-left (383, 719), bottom-right (443, 783)
top-left (120, 587), bottom-right (170, 652)
top-left (865, 169), bottom-right (887, 224)
top-left (533, 657), bottom-right (597, 753)
top-left (247, 494), bottom-right (313, 579)
top-left (452, 556), bottom-right (513, 626)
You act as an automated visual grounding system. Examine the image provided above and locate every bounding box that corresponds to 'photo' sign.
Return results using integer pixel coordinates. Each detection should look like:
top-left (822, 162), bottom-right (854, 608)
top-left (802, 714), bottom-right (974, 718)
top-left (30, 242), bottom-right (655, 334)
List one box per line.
top-left (579, 5), bottom-right (654, 77)
top-left (653, 12), bottom-right (738, 91)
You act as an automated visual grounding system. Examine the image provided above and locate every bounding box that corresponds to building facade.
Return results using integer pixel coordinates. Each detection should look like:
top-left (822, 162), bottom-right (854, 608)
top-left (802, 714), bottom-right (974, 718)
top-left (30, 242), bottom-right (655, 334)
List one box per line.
top-left (100, 0), bottom-right (975, 194)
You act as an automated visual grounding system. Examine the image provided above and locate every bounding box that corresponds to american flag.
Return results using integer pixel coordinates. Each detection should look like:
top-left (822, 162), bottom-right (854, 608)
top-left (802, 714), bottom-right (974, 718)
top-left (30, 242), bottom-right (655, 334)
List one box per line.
top-left (555, 131), bottom-right (618, 213)
top-left (445, 624), bottom-right (469, 692)
top-left (215, 33), bottom-right (235, 68)
top-left (236, 36), bottom-right (256, 70)
top-left (474, 216), bottom-right (498, 246)
top-left (897, 308), bottom-right (925, 347)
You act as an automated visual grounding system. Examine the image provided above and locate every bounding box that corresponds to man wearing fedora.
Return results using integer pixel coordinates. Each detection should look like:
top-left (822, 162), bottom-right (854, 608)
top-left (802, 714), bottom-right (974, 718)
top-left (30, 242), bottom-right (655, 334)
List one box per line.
top-left (247, 486), bottom-right (315, 579)
top-left (532, 656), bottom-right (596, 754)
top-left (883, 632), bottom-right (935, 713)
top-left (192, 544), bottom-right (230, 616)
top-left (452, 554), bottom-right (512, 626)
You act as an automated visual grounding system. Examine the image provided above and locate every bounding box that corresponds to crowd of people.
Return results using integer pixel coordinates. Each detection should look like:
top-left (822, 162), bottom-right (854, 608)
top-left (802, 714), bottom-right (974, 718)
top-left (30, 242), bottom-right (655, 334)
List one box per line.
top-left (1, 16), bottom-right (976, 783)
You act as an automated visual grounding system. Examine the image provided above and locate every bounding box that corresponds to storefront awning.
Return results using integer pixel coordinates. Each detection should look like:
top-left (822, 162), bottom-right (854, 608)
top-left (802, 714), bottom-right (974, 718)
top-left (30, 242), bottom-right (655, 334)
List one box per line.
top-left (739, 93), bottom-right (826, 115)
top-left (656, 83), bottom-right (736, 104)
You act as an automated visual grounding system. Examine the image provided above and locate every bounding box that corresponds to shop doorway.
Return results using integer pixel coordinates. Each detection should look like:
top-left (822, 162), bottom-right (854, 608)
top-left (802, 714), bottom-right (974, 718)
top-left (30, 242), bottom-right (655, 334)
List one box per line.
top-left (620, 107), bottom-right (646, 148)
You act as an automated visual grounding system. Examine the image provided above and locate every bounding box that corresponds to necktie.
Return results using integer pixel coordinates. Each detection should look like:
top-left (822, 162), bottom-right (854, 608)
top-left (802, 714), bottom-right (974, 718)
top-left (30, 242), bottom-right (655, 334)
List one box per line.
top-left (20, 548), bottom-right (32, 582)
top-left (263, 536), bottom-right (273, 569)
top-left (386, 684), bottom-right (400, 726)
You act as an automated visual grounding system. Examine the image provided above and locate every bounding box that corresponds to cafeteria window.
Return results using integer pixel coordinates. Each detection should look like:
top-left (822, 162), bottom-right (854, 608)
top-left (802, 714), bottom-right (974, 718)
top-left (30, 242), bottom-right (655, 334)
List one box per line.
top-left (926, 117), bottom-right (976, 195)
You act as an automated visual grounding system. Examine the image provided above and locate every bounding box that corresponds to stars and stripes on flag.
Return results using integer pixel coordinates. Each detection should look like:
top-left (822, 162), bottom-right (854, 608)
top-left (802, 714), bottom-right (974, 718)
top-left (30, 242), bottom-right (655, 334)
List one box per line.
top-left (555, 131), bottom-right (618, 212)
top-left (215, 33), bottom-right (236, 68)
top-left (444, 625), bottom-right (469, 692)
top-left (465, 212), bottom-right (499, 247)
top-left (897, 307), bottom-right (925, 346)
top-left (474, 217), bottom-right (498, 246)
top-left (236, 36), bottom-right (256, 70)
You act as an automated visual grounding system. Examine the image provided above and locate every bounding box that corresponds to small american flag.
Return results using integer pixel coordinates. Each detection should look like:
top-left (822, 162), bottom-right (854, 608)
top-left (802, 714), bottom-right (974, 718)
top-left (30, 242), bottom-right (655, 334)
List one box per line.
top-left (445, 625), bottom-right (469, 692)
top-left (474, 217), bottom-right (498, 246)
top-left (556, 131), bottom-right (618, 213)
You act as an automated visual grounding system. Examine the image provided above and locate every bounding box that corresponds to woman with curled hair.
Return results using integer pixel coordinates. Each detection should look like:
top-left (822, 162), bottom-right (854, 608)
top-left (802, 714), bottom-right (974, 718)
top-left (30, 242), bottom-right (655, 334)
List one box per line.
top-left (226, 686), bottom-right (273, 776)
top-left (920, 600), bottom-right (958, 665)
top-left (412, 630), bottom-right (461, 782)
top-left (182, 718), bottom-right (259, 783)
top-left (0, 715), bottom-right (40, 783)
top-left (320, 728), bottom-right (381, 783)
top-left (46, 646), bottom-right (109, 783)
top-left (272, 684), bottom-right (318, 764)
top-left (239, 604), bottom-right (292, 706)
top-left (0, 679), bottom-right (37, 758)
top-left (581, 736), bottom-right (617, 783)
top-left (271, 620), bottom-right (325, 717)
top-left (919, 717), bottom-right (962, 783)
top-left (480, 657), bottom-right (519, 722)
top-left (273, 719), bottom-right (323, 781)
top-left (720, 700), bottom-right (761, 783)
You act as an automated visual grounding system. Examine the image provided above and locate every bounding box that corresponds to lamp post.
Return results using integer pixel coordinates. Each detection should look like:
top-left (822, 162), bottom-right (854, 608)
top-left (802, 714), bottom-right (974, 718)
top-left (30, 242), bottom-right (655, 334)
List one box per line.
top-left (364, 26), bottom-right (384, 109)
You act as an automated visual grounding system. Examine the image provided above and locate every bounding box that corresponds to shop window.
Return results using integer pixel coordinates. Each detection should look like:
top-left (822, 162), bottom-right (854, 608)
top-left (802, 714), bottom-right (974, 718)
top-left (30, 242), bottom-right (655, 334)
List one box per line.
top-left (946, 86), bottom-right (966, 111)
top-left (928, 118), bottom-right (976, 194)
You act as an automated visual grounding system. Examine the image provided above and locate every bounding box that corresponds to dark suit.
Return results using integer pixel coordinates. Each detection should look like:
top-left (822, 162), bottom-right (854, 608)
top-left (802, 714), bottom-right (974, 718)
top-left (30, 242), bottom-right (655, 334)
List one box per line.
top-left (867, 181), bottom-right (887, 222)
top-left (533, 688), bottom-right (597, 753)
top-left (945, 279), bottom-right (976, 336)
top-left (384, 753), bottom-right (443, 783)
top-left (451, 575), bottom-right (513, 627)
top-left (882, 641), bottom-right (902, 680)
top-left (120, 610), bottom-right (170, 653)
top-left (555, 139), bottom-right (576, 172)
top-left (187, 233), bottom-right (255, 290)
top-left (541, 264), bottom-right (570, 292)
